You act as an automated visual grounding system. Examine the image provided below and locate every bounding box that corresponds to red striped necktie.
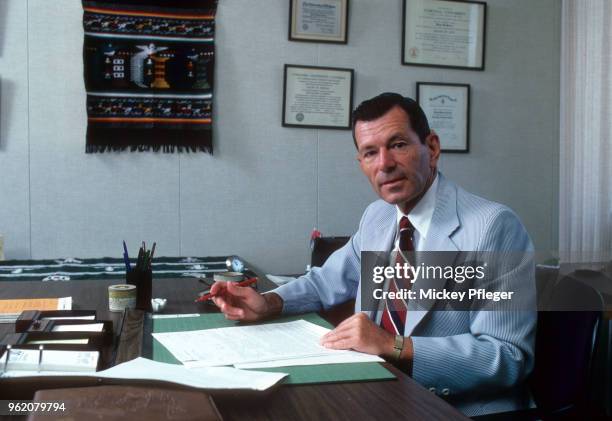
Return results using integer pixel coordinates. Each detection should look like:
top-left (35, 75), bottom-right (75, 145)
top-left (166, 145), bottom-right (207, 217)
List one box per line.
top-left (381, 216), bottom-right (415, 336)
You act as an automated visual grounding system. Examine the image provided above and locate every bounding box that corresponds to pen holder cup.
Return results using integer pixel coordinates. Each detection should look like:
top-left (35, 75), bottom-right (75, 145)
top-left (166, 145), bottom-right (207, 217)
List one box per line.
top-left (126, 268), bottom-right (152, 312)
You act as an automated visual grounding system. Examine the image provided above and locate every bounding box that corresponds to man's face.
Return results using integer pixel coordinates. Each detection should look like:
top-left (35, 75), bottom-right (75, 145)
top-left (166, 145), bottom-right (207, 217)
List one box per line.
top-left (355, 106), bottom-right (440, 213)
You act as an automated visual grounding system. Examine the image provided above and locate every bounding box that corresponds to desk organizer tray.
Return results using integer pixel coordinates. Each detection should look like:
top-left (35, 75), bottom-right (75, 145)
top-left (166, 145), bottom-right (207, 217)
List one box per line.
top-left (16, 310), bottom-right (98, 333)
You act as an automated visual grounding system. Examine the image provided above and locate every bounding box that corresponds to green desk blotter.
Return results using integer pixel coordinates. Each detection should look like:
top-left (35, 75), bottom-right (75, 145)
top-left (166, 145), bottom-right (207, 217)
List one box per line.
top-left (152, 312), bottom-right (396, 385)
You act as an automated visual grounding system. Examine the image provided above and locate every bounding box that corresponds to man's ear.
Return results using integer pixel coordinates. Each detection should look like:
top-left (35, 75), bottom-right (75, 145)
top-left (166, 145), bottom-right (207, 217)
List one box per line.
top-left (425, 130), bottom-right (441, 167)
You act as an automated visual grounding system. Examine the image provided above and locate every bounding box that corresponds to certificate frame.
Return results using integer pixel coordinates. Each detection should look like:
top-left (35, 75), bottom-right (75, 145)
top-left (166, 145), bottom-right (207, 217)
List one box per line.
top-left (417, 82), bottom-right (470, 153)
top-left (282, 64), bottom-right (354, 130)
top-left (402, 0), bottom-right (487, 70)
top-left (289, 0), bottom-right (349, 44)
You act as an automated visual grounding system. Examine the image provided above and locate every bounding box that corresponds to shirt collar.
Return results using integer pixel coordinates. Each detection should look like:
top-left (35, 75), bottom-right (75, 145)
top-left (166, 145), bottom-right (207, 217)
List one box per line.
top-left (396, 173), bottom-right (439, 240)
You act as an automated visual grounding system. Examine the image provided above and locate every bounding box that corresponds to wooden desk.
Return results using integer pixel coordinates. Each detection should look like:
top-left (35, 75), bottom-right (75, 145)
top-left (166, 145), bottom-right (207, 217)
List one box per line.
top-left (0, 279), bottom-right (468, 421)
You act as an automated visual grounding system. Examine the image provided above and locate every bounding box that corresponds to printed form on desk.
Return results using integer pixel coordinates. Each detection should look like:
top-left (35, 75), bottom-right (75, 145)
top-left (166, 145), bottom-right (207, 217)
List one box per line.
top-left (152, 319), bottom-right (383, 368)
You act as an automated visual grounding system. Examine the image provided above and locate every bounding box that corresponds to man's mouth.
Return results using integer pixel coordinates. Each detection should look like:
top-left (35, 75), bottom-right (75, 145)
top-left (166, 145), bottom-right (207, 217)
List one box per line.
top-left (381, 177), bottom-right (404, 187)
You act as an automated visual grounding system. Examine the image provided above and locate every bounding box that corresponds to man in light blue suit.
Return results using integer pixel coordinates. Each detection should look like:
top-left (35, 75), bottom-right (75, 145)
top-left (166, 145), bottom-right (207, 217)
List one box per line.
top-left (212, 93), bottom-right (536, 416)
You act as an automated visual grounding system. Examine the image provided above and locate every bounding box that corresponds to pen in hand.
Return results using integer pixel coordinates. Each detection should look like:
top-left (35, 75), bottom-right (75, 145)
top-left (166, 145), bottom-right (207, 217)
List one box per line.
top-left (195, 278), bottom-right (257, 302)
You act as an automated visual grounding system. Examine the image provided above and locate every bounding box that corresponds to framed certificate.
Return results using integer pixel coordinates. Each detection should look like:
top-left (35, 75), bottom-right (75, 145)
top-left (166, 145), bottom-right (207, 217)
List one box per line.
top-left (403, 0), bottom-right (486, 70)
top-left (289, 0), bottom-right (349, 44)
top-left (282, 64), bottom-right (354, 129)
top-left (417, 82), bottom-right (470, 152)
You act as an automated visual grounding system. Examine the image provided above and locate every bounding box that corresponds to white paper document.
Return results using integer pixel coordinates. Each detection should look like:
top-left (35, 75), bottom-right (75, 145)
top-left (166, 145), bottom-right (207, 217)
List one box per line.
top-left (0, 349), bottom-right (98, 373)
top-left (43, 315), bottom-right (96, 321)
top-left (0, 357), bottom-right (287, 391)
top-left (234, 352), bottom-right (382, 369)
top-left (52, 323), bottom-right (104, 332)
top-left (99, 357), bottom-right (287, 391)
top-left (152, 320), bottom-right (383, 368)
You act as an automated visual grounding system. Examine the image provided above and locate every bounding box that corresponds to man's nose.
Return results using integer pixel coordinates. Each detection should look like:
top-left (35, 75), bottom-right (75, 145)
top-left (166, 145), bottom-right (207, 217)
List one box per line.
top-left (377, 148), bottom-right (396, 171)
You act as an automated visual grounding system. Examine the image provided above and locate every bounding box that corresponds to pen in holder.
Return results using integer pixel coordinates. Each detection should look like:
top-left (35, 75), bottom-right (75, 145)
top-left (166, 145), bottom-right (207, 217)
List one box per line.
top-left (124, 241), bottom-right (156, 312)
top-left (126, 267), bottom-right (152, 312)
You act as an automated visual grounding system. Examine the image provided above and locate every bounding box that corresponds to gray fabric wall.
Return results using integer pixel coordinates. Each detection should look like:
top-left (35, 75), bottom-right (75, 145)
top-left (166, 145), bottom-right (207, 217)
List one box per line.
top-left (0, 0), bottom-right (560, 273)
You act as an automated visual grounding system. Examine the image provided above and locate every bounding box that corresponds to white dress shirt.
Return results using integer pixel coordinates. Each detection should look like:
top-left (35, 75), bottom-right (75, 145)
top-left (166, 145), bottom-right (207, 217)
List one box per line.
top-left (394, 173), bottom-right (439, 251)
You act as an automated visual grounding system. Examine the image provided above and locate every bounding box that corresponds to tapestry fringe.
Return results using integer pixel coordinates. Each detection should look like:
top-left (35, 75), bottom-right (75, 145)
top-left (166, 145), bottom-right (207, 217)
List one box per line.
top-left (86, 144), bottom-right (212, 154)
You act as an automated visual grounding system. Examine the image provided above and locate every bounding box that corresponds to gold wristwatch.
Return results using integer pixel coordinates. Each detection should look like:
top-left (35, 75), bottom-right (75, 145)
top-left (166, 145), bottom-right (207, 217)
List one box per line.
top-left (392, 335), bottom-right (404, 361)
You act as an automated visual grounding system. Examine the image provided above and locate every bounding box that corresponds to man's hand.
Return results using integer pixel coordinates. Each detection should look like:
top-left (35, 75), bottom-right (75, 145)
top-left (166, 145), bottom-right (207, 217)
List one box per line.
top-left (320, 312), bottom-right (396, 357)
top-left (210, 281), bottom-right (283, 322)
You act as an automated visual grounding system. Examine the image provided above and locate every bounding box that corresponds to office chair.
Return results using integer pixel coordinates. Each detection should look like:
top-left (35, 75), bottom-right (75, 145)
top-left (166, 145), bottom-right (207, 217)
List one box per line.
top-left (310, 236), bottom-right (350, 267)
top-left (563, 269), bottom-right (612, 416)
top-left (473, 275), bottom-right (606, 420)
top-left (310, 236), bottom-right (352, 326)
top-left (534, 264), bottom-right (560, 309)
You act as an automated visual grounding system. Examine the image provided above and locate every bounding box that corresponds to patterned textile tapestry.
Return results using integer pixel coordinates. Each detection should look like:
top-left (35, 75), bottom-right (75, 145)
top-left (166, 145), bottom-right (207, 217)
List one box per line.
top-left (0, 256), bottom-right (229, 282)
top-left (82, 0), bottom-right (218, 153)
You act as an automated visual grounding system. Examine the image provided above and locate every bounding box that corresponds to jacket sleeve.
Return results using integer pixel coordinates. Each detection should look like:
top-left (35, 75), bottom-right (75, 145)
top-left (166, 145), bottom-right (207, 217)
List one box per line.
top-left (411, 208), bottom-right (537, 397)
top-left (271, 206), bottom-right (370, 314)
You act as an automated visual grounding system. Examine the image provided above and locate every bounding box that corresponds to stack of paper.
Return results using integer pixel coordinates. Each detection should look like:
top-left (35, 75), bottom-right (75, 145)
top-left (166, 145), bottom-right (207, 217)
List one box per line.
top-left (152, 320), bottom-right (383, 369)
top-left (0, 348), bottom-right (98, 372)
top-left (0, 297), bottom-right (72, 323)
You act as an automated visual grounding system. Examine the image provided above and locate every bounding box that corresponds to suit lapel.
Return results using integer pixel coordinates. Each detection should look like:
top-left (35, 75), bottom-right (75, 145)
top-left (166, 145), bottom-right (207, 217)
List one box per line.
top-left (404, 174), bottom-right (461, 336)
top-left (367, 207), bottom-right (397, 252)
top-left (357, 204), bottom-right (396, 318)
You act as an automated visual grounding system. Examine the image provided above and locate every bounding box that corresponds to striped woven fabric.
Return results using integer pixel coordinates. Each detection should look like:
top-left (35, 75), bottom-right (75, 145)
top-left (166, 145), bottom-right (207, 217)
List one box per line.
top-left (380, 277), bottom-right (409, 335)
top-left (82, 0), bottom-right (218, 153)
top-left (0, 256), bottom-right (228, 282)
top-left (380, 216), bottom-right (415, 336)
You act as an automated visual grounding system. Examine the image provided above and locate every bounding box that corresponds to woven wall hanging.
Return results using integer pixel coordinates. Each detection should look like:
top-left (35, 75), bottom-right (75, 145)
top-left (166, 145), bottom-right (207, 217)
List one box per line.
top-left (82, 0), bottom-right (217, 153)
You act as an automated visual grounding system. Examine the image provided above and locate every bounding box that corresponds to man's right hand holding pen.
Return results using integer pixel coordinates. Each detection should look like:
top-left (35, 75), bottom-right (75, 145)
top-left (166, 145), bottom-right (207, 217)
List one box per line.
top-left (210, 281), bottom-right (284, 322)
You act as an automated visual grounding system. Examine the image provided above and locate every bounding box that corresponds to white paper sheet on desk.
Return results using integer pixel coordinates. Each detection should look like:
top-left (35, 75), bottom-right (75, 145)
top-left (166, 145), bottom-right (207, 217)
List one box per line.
top-left (235, 352), bottom-right (383, 369)
top-left (98, 357), bottom-right (287, 390)
top-left (43, 315), bottom-right (95, 321)
top-left (1, 357), bottom-right (287, 391)
top-left (0, 349), bottom-right (99, 373)
top-left (51, 323), bottom-right (104, 332)
top-left (152, 319), bottom-right (378, 368)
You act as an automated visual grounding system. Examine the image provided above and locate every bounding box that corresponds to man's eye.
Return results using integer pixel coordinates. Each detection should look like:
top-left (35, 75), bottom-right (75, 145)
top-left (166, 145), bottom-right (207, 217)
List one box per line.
top-left (391, 141), bottom-right (408, 149)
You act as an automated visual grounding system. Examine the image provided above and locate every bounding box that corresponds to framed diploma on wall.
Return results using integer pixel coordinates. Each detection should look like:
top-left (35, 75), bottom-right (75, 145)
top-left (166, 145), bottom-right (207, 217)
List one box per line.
top-left (282, 64), bottom-right (354, 129)
top-left (289, 0), bottom-right (349, 44)
top-left (403, 0), bottom-right (486, 70)
top-left (417, 82), bottom-right (470, 152)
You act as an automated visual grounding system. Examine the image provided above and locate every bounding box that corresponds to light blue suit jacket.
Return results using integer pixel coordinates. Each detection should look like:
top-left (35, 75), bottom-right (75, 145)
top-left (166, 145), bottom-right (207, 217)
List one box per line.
top-left (274, 173), bottom-right (537, 416)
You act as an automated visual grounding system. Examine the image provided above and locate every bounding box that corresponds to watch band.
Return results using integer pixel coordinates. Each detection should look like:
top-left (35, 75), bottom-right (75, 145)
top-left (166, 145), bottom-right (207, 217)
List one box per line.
top-left (392, 335), bottom-right (404, 361)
